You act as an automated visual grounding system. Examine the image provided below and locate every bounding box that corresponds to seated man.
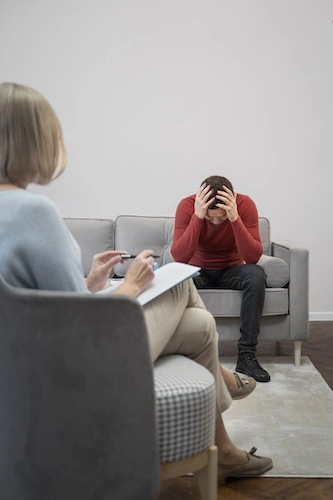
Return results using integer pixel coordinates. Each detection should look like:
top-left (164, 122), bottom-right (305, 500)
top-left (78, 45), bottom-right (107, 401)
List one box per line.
top-left (171, 175), bottom-right (270, 382)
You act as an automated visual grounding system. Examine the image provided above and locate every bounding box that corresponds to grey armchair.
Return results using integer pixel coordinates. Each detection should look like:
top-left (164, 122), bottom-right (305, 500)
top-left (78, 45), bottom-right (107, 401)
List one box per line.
top-left (0, 275), bottom-right (160, 500)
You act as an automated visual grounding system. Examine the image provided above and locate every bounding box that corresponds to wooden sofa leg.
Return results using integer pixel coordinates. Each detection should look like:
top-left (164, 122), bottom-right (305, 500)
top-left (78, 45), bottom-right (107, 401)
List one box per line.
top-left (194, 445), bottom-right (218, 500)
top-left (294, 341), bottom-right (302, 366)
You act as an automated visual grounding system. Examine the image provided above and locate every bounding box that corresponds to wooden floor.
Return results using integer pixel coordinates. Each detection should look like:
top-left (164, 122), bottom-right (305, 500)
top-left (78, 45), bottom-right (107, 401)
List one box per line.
top-left (157, 321), bottom-right (333, 500)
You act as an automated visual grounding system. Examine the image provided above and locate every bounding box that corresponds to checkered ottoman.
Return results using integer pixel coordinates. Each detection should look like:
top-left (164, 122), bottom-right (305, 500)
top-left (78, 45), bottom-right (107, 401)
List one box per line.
top-left (154, 354), bottom-right (216, 464)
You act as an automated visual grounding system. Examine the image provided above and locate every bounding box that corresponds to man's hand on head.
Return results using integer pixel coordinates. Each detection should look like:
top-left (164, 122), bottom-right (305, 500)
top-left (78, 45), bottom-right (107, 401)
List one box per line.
top-left (215, 185), bottom-right (239, 222)
top-left (195, 183), bottom-right (215, 219)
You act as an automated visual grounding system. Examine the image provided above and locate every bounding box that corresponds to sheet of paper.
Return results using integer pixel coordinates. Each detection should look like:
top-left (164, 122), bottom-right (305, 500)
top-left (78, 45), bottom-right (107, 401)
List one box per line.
top-left (97, 262), bottom-right (200, 305)
top-left (136, 262), bottom-right (200, 305)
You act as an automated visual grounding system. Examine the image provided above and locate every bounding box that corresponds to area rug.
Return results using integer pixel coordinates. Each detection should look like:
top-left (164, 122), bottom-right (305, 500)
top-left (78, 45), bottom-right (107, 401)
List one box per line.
top-left (220, 356), bottom-right (333, 477)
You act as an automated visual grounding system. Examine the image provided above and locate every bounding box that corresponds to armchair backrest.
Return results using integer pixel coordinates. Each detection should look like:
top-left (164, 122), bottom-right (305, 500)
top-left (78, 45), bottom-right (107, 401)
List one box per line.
top-left (0, 275), bottom-right (159, 500)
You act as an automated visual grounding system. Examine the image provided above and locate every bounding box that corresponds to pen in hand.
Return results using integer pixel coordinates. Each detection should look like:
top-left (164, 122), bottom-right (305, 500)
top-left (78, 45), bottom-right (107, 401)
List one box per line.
top-left (121, 254), bottom-right (161, 259)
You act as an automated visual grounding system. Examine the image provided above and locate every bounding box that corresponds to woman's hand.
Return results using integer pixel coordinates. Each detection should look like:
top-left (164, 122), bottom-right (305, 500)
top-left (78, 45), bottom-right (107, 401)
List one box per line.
top-left (86, 250), bottom-right (126, 293)
top-left (114, 250), bottom-right (155, 298)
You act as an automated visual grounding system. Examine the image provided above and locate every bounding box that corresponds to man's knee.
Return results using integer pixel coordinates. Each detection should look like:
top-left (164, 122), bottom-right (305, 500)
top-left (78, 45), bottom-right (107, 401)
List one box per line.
top-left (245, 264), bottom-right (267, 289)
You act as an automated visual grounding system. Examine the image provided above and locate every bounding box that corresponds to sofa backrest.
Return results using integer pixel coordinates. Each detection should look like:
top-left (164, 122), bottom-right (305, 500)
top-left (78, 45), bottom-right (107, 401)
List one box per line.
top-left (64, 218), bottom-right (115, 276)
top-left (113, 215), bottom-right (271, 277)
top-left (114, 215), bottom-right (175, 277)
top-left (64, 216), bottom-right (271, 277)
top-left (259, 217), bottom-right (270, 255)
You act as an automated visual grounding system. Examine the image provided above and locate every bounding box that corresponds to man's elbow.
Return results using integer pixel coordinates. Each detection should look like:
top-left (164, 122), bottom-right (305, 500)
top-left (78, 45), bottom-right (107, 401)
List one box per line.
top-left (171, 246), bottom-right (187, 264)
top-left (170, 246), bottom-right (180, 262)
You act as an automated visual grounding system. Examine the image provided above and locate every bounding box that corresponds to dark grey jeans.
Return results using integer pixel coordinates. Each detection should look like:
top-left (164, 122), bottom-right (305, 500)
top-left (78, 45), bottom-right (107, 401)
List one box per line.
top-left (193, 264), bottom-right (267, 355)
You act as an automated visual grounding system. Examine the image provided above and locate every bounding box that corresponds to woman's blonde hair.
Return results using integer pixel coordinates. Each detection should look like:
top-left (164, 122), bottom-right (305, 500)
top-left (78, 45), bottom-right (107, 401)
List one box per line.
top-left (0, 82), bottom-right (66, 187)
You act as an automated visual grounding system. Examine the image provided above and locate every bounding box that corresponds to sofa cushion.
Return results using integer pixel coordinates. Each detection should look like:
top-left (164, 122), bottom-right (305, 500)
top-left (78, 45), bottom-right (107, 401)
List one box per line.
top-left (199, 288), bottom-right (289, 317)
top-left (64, 218), bottom-right (115, 276)
top-left (257, 255), bottom-right (290, 288)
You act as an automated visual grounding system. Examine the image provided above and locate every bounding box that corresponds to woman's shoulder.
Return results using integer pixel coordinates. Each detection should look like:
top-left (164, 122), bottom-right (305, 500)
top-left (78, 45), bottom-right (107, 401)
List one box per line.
top-left (1, 189), bottom-right (64, 232)
top-left (13, 189), bottom-right (60, 218)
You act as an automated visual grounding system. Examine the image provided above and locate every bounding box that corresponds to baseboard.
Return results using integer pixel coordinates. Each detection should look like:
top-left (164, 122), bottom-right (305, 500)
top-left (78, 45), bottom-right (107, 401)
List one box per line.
top-left (309, 313), bottom-right (333, 321)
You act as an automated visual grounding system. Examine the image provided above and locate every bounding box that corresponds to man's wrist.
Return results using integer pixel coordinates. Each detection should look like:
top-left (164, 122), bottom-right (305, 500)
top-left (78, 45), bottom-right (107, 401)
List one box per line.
top-left (193, 213), bottom-right (205, 222)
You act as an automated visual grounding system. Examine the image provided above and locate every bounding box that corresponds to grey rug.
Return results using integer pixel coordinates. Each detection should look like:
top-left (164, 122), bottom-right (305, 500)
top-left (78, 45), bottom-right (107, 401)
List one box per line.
top-left (220, 356), bottom-right (333, 477)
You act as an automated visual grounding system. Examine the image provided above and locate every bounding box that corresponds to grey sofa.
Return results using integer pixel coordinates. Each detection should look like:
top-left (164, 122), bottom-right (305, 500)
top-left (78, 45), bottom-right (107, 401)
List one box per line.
top-left (64, 216), bottom-right (309, 366)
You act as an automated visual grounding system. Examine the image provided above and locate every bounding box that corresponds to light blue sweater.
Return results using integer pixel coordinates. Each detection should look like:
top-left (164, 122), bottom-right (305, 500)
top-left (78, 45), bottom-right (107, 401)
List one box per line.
top-left (0, 189), bottom-right (88, 292)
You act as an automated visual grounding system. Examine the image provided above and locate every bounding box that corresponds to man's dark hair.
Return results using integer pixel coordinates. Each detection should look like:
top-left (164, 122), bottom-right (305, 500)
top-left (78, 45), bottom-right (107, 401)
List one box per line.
top-left (200, 175), bottom-right (234, 210)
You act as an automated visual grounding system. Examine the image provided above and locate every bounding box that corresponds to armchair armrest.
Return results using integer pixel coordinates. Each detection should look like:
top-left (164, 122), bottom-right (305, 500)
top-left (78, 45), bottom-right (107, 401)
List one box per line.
top-left (271, 241), bottom-right (309, 342)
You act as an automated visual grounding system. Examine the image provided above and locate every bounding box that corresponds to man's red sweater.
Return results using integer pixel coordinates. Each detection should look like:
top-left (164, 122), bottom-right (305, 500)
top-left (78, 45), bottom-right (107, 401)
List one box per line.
top-left (171, 193), bottom-right (263, 270)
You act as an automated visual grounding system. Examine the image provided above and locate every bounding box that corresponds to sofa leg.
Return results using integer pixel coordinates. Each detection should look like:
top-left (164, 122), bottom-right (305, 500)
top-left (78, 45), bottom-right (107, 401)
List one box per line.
top-left (294, 341), bottom-right (302, 366)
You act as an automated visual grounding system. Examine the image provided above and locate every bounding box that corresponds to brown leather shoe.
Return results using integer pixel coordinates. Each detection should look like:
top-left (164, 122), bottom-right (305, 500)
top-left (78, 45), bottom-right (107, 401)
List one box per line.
top-left (218, 447), bottom-right (273, 485)
top-left (229, 372), bottom-right (256, 400)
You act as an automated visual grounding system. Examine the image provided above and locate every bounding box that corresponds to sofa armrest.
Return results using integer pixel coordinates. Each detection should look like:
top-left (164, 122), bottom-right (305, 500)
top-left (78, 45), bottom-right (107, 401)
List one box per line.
top-left (272, 241), bottom-right (309, 341)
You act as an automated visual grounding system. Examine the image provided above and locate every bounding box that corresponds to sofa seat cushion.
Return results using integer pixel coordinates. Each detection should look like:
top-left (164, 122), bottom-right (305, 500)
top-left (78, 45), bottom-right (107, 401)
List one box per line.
top-left (199, 288), bottom-right (289, 317)
top-left (154, 355), bottom-right (215, 464)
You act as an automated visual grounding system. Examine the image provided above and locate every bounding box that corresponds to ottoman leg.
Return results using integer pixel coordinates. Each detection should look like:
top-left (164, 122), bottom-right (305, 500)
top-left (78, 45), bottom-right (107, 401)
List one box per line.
top-left (195, 445), bottom-right (218, 500)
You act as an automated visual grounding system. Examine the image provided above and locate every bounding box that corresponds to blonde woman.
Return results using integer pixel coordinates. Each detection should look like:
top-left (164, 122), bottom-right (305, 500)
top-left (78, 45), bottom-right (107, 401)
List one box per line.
top-left (0, 82), bottom-right (272, 484)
